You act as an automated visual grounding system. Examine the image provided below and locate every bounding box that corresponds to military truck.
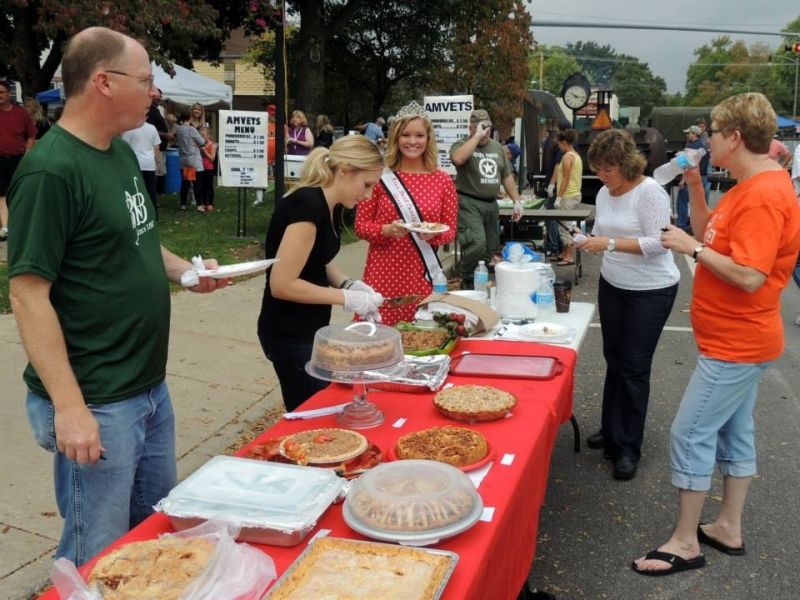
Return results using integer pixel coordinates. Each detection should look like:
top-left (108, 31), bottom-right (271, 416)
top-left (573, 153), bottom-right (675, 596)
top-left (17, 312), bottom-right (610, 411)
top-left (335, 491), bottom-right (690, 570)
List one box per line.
top-left (647, 106), bottom-right (713, 155)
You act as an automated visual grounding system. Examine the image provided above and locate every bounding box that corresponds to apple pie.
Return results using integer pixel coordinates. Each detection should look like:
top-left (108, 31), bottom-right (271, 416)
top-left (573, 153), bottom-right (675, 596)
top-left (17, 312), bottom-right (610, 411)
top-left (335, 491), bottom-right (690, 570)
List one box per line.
top-left (396, 426), bottom-right (488, 467)
top-left (433, 384), bottom-right (517, 421)
top-left (88, 537), bottom-right (215, 600)
top-left (266, 537), bottom-right (454, 600)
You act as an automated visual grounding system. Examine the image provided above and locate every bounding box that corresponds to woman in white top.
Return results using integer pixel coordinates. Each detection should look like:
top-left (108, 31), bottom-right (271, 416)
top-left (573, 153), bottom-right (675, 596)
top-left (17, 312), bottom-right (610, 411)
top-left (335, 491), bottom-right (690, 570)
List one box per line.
top-left (576, 129), bottom-right (679, 481)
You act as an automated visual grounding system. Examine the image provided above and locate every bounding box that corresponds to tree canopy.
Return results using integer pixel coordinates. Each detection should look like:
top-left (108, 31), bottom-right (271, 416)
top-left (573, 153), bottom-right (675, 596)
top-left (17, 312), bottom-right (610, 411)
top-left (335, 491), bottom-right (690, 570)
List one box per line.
top-left (0, 0), bottom-right (231, 97)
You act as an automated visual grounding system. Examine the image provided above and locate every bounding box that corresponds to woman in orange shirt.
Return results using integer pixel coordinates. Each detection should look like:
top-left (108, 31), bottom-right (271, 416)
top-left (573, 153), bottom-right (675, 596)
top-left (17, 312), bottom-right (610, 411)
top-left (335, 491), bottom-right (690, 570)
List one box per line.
top-left (633, 93), bottom-right (800, 577)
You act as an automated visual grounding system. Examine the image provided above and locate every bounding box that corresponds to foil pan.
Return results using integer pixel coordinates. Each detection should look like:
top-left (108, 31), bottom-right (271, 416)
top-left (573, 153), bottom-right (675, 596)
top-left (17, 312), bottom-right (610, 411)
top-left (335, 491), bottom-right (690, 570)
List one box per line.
top-left (155, 456), bottom-right (345, 546)
top-left (367, 354), bottom-right (450, 393)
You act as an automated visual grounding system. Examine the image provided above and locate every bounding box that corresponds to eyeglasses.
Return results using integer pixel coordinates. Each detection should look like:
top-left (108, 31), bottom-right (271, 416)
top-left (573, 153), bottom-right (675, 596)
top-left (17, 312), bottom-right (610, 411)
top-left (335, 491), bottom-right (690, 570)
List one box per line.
top-left (106, 69), bottom-right (156, 88)
top-left (708, 128), bottom-right (722, 136)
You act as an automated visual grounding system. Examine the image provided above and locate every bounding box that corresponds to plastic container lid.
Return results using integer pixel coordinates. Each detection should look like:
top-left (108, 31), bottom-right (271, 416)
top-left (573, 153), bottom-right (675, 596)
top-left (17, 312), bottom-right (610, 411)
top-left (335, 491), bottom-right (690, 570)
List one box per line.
top-left (309, 322), bottom-right (403, 372)
top-left (343, 460), bottom-right (483, 545)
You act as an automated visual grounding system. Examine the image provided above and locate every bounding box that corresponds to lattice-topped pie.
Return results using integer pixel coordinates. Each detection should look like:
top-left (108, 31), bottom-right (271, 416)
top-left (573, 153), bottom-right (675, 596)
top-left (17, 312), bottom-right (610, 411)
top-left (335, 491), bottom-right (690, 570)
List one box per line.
top-left (266, 537), bottom-right (454, 600)
top-left (396, 426), bottom-right (488, 467)
top-left (88, 537), bottom-right (215, 600)
top-left (433, 384), bottom-right (517, 421)
top-left (280, 428), bottom-right (368, 465)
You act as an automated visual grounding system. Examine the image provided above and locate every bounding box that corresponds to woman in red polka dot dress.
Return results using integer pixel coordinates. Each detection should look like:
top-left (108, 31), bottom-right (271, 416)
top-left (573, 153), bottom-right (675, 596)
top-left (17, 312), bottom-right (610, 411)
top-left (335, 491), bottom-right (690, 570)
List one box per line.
top-left (355, 101), bottom-right (458, 325)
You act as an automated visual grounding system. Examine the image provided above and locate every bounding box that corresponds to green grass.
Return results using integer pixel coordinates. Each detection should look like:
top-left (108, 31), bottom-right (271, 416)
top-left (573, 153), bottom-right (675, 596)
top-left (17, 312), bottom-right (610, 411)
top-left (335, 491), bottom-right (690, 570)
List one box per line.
top-left (0, 183), bottom-right (360, 314)
top-left (0, 185), bottom-right (275, 314)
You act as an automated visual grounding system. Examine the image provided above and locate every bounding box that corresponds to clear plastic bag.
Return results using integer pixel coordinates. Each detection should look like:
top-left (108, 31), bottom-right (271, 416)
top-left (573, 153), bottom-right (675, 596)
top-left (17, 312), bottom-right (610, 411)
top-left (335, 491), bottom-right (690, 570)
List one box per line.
top-left (50, 519), bottom-right (276, 599)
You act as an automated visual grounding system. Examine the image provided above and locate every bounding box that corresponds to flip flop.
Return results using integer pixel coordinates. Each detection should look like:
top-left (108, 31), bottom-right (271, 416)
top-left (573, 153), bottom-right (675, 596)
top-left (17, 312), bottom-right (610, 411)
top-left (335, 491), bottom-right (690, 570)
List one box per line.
top-left (631, 549), bottom-right (706, 577)
top-left (697, 524), bottom-right (746, 556)
top-left (555, 260), bottom-right (575, 266)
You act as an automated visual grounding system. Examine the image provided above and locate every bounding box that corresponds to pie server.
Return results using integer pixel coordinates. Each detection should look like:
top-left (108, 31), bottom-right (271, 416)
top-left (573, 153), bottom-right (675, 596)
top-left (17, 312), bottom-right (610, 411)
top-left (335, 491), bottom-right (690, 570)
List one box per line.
top-left (383, 294), bottom-right (424, 307)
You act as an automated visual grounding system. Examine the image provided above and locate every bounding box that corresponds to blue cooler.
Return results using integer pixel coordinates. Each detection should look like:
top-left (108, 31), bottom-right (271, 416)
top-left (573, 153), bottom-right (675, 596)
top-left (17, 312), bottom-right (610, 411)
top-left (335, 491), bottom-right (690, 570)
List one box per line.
top-left (164, 149), bottom-right (181, 194)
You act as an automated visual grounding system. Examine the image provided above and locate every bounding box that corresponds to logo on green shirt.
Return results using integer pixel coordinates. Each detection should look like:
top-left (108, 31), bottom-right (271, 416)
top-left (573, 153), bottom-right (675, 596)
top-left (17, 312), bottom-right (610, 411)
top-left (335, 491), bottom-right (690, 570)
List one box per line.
top-left (126, 177), bottom-right (154, 245)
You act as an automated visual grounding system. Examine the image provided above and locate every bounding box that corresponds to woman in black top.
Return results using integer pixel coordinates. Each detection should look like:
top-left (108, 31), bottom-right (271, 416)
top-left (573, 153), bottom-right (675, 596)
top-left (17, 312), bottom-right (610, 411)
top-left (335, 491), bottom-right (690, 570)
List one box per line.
top-left (315, 114), bottom-right (335, 148)
top-left (257, 135), bottom-right (385, 411)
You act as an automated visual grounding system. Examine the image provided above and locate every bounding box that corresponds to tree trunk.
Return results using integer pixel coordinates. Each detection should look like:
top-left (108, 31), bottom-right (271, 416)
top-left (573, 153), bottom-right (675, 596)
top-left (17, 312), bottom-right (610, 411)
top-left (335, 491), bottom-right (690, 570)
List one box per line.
top-left (293, 0), bottom-right (327, 116)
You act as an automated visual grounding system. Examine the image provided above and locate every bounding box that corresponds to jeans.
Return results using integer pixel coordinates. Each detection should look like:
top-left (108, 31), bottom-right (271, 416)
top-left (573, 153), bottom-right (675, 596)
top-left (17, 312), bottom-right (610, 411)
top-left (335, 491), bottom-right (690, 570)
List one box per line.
top-left (792, 251), bottom-right (800, 289)
top-left (260, 338), bottom-right (329, 412)
top-left (26, 381), bottom-right (177, 566)
top-left (544, 194), bottom-right (561, 255)
top-left (598, 277), bottom-right (678, 461)
top-left (670, 356), bottom-right (770, 491)
top-left (676, 185), bottom-right (690, 230)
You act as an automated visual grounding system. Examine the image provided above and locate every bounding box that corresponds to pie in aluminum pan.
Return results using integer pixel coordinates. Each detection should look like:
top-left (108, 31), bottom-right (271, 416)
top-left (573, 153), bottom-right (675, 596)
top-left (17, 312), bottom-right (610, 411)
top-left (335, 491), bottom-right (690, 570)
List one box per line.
top-left (88, 537), bottom-right (215, 600)
top-left (280, 428), bottom-right (369, 465)
top-left (433, 384), bottom-right (517, 422)
top-left (266, 537), bottom-right (454, 600)
top-left (396, 426), bottom-right (488, 467)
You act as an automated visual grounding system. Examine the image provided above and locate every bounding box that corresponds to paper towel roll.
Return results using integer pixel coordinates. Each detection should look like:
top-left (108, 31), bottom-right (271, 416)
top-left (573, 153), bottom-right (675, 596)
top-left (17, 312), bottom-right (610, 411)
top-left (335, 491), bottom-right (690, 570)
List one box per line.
top-left (494, 261), bottom-right (543, 319)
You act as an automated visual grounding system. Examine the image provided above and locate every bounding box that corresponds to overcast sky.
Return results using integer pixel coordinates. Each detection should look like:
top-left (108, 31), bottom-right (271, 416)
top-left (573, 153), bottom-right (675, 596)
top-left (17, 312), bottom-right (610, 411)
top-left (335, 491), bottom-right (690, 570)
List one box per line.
top-left (528, 1), bottom-right (799, 94)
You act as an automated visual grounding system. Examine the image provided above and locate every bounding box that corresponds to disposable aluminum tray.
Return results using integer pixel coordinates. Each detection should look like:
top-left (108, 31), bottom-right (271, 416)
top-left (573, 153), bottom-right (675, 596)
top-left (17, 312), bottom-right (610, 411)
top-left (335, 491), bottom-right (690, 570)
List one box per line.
top-left (367, 355), bottom-right (451, 393)
top-left (262, 537), bottom-right (459, 600)
top-left (155, 456), bottom-right (345, 546)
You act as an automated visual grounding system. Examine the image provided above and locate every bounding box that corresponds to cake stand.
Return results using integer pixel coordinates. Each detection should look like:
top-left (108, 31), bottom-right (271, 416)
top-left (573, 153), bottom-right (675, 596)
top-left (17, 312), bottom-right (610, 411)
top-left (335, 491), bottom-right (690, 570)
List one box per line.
top-left (305, 322), bottom-right (406, 429)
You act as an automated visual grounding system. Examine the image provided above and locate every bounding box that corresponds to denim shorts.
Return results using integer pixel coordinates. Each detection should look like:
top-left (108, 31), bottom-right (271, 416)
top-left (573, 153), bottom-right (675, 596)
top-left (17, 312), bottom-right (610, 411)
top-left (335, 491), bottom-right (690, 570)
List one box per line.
top-left (26, 381), bottom-right (177, 566)
top-left (670, 356), bottom-right (771, 491)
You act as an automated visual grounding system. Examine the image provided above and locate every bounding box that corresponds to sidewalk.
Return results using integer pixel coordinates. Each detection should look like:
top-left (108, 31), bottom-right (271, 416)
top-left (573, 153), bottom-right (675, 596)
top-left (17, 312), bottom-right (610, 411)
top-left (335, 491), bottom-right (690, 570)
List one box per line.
top-left (0, 241), bottom-right (384, 599)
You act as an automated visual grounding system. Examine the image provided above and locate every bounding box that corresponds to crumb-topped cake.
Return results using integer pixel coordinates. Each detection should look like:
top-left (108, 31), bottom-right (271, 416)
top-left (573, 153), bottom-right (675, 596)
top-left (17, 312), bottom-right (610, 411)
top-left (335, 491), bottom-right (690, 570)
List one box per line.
top-left (280, 428), bottom-right (369, 465)
top-left (433, 384), bottom-right (517, 422)
top-left (89, 537), bottom-right (215, 600)
top-left (310, 323), bottom-right (403, 372)
top-left (266, 537), bottom-right (453, 600)
top-left (396, 426), bottom-right (488, 467)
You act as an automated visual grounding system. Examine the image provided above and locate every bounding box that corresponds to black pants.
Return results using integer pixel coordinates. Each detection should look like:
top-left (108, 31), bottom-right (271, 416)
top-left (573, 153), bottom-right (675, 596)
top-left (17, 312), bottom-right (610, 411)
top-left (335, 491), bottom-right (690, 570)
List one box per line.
top-left (598, 276), bottom-right (677, 461)
top-left (258, 337), bottom-right (329, 412)
top-left (198, 170), bottom-right (215, 207)
top-left (179, 173), bottom-right (203, 207)
top-left (141, 170), bottom-right (158, 220)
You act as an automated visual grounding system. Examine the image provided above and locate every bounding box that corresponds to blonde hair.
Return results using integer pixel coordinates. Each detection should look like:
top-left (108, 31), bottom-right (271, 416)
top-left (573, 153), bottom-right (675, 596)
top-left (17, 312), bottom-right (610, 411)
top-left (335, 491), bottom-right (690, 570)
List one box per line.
top-left (24, 98), bottom-right (46, 122)
top-left (290, 110), bottom-right (309, 128)
top-left (190, 103), bottom-right (205, 125)
top-left (587, 129), bottom-right (646, 181)
top-left (384, 116), bottom-right (438, 172)
top-left (287, 135), bottom-right (384, 196)
top-left (711, 92), bottom-right (776, 154)
top-left (316, 113), bottom-right (333, 134)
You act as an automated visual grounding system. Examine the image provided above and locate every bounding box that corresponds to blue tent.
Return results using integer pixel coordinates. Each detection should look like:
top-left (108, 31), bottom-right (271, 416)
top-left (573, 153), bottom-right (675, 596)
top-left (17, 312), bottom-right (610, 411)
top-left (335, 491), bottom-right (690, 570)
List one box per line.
top-left (35, 87), bottom-right (63, 105)
top-left (776, 115), bottom-right (798, 129)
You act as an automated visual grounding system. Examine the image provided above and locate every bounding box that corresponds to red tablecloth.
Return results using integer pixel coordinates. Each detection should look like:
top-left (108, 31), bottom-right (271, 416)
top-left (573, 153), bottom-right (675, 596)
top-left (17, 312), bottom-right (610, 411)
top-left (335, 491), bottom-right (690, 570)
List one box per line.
top-left (39, 341), bottom-right (575, 600)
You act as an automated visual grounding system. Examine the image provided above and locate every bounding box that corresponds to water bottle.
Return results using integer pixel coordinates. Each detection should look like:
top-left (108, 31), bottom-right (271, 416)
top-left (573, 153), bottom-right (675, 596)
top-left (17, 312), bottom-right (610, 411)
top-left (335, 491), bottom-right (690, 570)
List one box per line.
top-left (473, 261), bottom-right (489, 293)
top-left (653, 148), bottom-right (706, 185)
top-left (432, 267), bottom-right (448, 293)
top-left (534, 270), bottom-right (556, 316)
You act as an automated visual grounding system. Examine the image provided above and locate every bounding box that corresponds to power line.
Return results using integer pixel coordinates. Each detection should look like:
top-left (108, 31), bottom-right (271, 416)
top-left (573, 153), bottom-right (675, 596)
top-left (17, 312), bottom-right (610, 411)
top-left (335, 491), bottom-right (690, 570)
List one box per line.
top-left (531, 20), bottom-right (796, 38)
top-left (533, 10), bottom-right (790, 30)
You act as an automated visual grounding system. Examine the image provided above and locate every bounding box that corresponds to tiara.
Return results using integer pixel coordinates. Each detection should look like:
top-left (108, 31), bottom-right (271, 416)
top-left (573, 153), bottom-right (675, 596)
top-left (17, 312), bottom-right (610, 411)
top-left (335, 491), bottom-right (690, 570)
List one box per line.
top-left (394, 100), bottom-right (430, 121)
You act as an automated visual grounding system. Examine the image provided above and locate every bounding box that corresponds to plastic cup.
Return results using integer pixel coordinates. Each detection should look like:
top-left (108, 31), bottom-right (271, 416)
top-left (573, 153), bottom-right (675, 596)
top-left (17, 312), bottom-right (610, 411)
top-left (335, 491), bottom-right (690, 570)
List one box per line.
top-left (553, 280), bottom-right (572, 313)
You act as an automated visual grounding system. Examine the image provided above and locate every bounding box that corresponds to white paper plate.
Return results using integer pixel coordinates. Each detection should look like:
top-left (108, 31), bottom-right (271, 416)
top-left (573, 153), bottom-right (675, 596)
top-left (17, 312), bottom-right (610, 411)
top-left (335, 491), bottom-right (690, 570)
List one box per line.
top-left (196, 258), bottom-right (278, 279)
top-left (518, 322), bottom-right (576, 343)
top-left (399, 222), bottom-right (450, 234)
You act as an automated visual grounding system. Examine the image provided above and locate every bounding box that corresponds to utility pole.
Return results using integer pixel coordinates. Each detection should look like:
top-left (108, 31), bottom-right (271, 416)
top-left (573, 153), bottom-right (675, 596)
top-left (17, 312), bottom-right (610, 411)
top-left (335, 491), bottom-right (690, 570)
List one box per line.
top-left (539, 52), bottom-right (544, 90)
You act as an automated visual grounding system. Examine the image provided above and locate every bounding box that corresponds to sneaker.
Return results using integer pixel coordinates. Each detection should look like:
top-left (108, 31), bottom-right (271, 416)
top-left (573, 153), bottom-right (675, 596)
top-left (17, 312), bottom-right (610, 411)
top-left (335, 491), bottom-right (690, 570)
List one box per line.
top-left (252, 199), bottom-right (264, 206)
top-left (197, 205), bottom-right (206, 212)
top-left (180, 205), bottom-right (187, 212)
top-left (0, 226), bottom-right (7, 241)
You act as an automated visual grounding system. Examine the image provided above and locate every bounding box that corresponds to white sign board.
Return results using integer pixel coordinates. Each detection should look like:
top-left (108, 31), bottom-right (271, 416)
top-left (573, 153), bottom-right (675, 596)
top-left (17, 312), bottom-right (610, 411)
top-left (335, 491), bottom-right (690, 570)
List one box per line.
top-left (424, 95), bottom-right (474, 175)
top-left (218, 110), bottom-right (268, 188)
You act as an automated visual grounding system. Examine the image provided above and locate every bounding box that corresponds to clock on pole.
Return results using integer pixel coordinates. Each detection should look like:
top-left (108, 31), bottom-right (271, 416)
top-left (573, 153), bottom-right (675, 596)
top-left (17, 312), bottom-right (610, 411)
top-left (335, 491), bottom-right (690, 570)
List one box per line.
top-left (560, 73), bottom-right (592, 124)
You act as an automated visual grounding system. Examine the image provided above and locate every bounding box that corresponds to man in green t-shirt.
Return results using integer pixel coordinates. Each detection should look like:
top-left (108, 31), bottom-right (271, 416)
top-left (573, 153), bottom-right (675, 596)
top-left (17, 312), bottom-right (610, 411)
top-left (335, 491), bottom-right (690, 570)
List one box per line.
top-left (7, 27), bottom-right (229, 567)
top-left (450, 109), bottom-right (523, 288)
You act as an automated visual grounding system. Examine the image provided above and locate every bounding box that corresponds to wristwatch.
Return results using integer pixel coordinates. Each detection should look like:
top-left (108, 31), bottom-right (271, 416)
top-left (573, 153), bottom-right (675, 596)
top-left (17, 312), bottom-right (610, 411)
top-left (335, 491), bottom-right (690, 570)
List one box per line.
top-left (692, 245), bottom-right (705, 261)
top-left (606, 238), bottom-right (616, 252)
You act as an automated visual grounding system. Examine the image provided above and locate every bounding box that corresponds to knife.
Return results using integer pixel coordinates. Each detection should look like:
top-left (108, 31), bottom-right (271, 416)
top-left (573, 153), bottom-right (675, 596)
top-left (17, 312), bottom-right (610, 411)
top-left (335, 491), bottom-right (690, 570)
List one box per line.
top-left (383, 294), bottom-right (424, 307)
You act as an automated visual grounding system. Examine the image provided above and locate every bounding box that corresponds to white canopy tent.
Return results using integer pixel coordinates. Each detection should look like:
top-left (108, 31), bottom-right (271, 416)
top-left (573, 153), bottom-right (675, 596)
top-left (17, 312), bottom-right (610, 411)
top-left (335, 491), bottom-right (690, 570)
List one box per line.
top-left (152, 62), bottom-right (232, 108)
